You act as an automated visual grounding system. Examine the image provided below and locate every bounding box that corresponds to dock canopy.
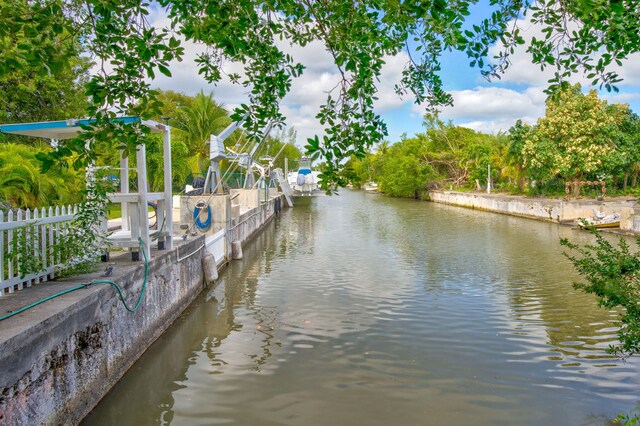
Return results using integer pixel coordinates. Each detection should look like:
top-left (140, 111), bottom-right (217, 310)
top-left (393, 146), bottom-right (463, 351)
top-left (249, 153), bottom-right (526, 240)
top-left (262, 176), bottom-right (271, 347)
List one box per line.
top-left (0, 117), bottom-right (165, 140)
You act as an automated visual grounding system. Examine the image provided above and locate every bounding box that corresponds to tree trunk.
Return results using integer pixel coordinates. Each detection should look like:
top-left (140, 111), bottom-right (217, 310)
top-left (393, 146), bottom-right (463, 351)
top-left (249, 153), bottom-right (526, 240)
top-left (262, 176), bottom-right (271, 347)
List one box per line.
top-left (624, 171), bottom-right (629, 191)
top-left (633, 169), bottom-right (638, 188)
top-left (517, 166), bottom-right (525, 191)
top-left (572, 183), bottom-right (581, 197)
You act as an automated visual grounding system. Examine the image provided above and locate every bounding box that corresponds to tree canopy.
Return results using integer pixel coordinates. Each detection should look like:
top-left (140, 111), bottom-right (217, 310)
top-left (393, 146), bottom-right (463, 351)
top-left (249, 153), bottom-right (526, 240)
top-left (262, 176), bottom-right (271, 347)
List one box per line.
top-left (522, 84), bottom-right (631, 182)
top-left (0, 0), bottom-right (90, 133)
top-left (341, 84), bottom-right (639, 198)
top-left (5, 0), bottom-right (640, 188)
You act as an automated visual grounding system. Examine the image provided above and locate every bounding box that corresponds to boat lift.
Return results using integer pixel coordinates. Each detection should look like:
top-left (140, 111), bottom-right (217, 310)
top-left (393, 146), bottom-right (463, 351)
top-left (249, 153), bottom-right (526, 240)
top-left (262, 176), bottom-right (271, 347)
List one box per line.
top-left (202, 117), bottom-right (274, 194)
top-left (202, 116), bottom-right (246, 195)
top-left (199, 117), bottom-right (294, 208)
top-left (0, 117), bottom-right (173, 260)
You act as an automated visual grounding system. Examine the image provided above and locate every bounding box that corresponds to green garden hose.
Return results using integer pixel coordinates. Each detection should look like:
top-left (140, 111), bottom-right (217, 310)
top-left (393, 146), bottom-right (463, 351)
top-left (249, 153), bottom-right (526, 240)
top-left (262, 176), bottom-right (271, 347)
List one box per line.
top-left (0, 237), bottom-right (149, 321)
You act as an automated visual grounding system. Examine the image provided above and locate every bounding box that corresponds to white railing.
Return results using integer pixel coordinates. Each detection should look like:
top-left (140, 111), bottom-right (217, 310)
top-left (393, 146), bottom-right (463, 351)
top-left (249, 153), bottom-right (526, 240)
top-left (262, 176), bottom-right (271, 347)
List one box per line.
top-left (0, 205), bottom-right (78, 296)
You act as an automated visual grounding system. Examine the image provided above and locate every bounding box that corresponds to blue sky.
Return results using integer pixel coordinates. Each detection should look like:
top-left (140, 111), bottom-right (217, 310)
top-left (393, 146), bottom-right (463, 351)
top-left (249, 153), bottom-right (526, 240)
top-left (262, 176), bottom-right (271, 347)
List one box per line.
top-left (147, 4), bottom-right (640, 147)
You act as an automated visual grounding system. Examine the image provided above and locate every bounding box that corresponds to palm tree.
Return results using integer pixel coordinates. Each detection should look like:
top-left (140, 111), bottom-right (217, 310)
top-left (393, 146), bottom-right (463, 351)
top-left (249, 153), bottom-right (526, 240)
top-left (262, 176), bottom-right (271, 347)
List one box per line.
top-left (0, 143), bottom-right (82, 208)
top-left (376, 140), bottom-right (390, 155)
top-left (174, 91), bottom-right (232, 176)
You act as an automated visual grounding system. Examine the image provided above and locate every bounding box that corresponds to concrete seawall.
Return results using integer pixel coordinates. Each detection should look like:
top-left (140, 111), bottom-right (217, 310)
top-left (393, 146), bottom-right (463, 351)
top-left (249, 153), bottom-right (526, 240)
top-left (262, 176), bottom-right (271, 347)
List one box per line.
top-left (428, 190), bottom-right (640, 233)
top-left (0, 193), bottom-right (285, 425)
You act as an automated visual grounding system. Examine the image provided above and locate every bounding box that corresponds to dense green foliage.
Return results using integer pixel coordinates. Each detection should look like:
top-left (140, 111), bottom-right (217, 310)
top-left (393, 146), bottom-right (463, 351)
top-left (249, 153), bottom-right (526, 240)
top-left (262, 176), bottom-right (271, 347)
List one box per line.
top-left (0, 143), bottom-right (82, 208)
top-left (375, 136), bottom-right (434, 198)
top-left (561, 232), bottom-right (640, 358)
top-left (344, 116), bottom-right (508, 197)
top-left (505, 119), bottom-right (531, 190)
top-left (344, 85), bottom-right (639, 198)
top-left (0, 0), bottom-right (90, 128)
top-left (0, 88), bottom-right (300, 208)
top-left (171, 91), bottom-right (232, 174)
top-left (4, 0), bottom-right (640, 188)
top-left (522, 84), bottom-right (634, 182)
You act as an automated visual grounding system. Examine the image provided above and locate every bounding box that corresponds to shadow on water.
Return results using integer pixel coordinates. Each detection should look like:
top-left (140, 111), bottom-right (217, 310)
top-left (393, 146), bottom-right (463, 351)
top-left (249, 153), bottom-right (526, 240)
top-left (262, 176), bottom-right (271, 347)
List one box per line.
top-left (84, 191), bottom-right (640, 425)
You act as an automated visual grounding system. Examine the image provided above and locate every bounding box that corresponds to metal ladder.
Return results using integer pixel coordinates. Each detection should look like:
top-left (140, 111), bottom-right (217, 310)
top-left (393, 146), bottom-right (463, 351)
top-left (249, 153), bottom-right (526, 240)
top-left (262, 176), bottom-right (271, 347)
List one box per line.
top-left (272, 168), bottom-right (294, 207)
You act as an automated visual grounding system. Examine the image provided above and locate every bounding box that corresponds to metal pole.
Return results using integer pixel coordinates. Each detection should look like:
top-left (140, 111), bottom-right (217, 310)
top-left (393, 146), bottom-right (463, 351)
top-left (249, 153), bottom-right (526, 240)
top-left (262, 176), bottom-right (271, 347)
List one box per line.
top-left (487, 164), bottom-right (491, 194)
top-left (162, 126), bottom-right (173, 249)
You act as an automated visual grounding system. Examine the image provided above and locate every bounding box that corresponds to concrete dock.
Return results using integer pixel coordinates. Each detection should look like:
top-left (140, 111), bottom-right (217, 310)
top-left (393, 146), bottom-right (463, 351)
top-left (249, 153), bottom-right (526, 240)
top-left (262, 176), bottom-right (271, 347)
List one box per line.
top-left (0, 191), bottom-right (285, 425)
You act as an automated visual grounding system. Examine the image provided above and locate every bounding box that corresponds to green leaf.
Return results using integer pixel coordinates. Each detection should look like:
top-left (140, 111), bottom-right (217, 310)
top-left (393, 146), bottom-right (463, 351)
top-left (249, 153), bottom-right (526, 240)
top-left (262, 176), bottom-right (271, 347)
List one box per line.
top-left (157, 64), bottom-right (172, 77)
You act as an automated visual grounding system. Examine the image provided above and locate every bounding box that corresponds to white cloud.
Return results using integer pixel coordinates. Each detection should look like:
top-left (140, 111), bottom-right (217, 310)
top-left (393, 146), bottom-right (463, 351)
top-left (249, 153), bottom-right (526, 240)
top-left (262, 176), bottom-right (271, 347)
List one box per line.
top-left (275, 38), bottom-right (336, 74)
top-left (279, 104), bottom-right (323, 146)
top-left (410, 86), bottom-right (546, 133)
top-left (613, 53), bottom-right (640, 87)
top-left (284, 71), bottom-right (341, 107)
top-left (278, 52), bottom-right (417, 145)
top-left (446, 86), bottom-right (546, 120)
top-left (486, 20), bottom-right (556, 87)
top-left (374, 53), bottom-right (413, 112)
top-left (457, 117), bottom-right (536, 135)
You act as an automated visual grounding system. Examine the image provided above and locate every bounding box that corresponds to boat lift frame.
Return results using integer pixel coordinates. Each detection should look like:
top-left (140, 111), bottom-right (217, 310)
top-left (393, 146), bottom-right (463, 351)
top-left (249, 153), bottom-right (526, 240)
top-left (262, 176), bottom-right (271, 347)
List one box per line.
top-left (203, 116), bottom-right (275, 194)
top-left (0, 117), bottom-right (173, 260)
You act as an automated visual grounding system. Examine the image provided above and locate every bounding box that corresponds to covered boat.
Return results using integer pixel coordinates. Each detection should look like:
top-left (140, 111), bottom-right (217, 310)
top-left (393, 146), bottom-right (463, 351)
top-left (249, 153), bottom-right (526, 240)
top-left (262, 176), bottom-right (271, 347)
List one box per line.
top-left (287, 156), bottom-right (322, 196)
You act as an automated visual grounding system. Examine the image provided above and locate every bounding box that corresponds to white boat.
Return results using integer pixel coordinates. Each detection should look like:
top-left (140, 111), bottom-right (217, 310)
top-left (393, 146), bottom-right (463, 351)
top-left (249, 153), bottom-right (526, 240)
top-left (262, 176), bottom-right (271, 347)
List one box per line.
top-left (576, 211), bottom-right (621, 229)
top-left (287, 156), bottom-right (322, 196)
top-left (362, 181), bottom-right (379, 193)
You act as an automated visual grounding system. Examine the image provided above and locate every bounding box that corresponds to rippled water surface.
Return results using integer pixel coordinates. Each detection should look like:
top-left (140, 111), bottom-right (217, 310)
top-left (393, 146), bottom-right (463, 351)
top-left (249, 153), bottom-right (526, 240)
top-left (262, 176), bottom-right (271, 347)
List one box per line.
top-left (85, 191), bottom-right (640, 425)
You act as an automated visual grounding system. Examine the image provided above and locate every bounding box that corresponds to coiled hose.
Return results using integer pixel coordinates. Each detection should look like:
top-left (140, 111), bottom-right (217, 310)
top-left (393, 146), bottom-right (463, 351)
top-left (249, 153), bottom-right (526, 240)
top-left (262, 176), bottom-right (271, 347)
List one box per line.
top-left (193, 201), bottom-right (212, 230)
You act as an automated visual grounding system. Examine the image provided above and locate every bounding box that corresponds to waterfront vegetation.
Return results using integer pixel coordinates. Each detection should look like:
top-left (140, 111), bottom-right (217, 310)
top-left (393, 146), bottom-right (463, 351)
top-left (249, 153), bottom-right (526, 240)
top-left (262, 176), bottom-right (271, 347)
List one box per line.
top-left (3, 1), bottom-right (640, 422)
top-left (2, 0), bottom-right (639, 191)
top-left (561, 231), bottom-right (640, 359)
top-left (0, 86), bottom-right (301, 210)
top-left (341, 84), bottom-right (640, 199)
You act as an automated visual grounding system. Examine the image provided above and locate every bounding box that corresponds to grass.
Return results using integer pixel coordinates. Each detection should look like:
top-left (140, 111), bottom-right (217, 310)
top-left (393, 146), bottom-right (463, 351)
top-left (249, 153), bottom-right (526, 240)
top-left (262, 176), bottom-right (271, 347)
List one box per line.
top-left (107, 203), bottom-right (122, 220)
top-left (106, 203), bottom-right (156, 220)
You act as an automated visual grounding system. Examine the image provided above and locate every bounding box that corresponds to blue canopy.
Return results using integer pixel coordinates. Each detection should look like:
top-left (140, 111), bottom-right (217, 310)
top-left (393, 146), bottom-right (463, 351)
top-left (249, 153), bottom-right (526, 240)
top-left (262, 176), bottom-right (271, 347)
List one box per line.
top-left (0, 117), bottom-right (163, 140)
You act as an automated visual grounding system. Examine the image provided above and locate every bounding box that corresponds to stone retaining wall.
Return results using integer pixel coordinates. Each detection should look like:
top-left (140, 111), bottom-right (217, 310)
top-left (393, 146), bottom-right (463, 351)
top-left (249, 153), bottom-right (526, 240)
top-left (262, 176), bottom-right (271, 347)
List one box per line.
top-left (0, 193), bottom-right (285, 425)
top-left (428, 191), bottom-right (640, 233)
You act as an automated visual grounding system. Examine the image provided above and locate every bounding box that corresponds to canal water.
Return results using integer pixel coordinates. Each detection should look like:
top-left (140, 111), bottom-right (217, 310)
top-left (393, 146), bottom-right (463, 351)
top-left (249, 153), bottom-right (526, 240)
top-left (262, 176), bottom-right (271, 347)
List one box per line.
top-left (84, 190), bottom-right (640, 425)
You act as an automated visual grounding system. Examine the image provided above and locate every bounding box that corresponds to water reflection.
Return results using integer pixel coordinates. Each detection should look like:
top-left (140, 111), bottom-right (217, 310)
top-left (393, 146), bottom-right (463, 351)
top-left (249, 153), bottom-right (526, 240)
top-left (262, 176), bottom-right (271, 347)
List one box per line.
top-left (84, 191), bottom-right (640, 425)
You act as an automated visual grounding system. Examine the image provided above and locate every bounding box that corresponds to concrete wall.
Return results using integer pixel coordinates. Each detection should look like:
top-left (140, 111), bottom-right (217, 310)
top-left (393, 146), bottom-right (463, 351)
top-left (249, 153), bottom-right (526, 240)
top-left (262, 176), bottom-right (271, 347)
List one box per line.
top-left (179, 194), bottom-right (230, 233)
top-left (428, 191), bottom-right (640, 232)
top-left (0, 237), bottom-right (206, 425)
top-left (0, 190), bottom-right (287, 425)
top-left (229, 194), bottom-right (281, 245)
top-left (230, 189), bottom-right (260, 209)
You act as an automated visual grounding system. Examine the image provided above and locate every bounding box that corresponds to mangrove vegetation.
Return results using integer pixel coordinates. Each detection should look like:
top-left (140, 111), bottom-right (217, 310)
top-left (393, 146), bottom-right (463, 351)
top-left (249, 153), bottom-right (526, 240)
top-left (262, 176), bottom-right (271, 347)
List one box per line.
top-left (342, 84), bottom-right (640, 199)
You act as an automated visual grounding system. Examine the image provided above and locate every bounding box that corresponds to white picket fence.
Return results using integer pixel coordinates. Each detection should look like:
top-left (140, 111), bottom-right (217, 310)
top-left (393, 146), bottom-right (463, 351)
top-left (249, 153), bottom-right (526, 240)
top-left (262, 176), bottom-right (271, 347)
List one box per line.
top-left (0, 205), bottom-right (78, 296)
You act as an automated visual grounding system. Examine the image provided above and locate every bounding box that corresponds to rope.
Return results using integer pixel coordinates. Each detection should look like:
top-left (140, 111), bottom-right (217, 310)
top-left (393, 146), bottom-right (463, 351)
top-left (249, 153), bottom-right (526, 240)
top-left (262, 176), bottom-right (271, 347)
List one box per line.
top-left (193, 201), bottom-right (212, 230)
top-left (177, 244), bottom-right (205, 262)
